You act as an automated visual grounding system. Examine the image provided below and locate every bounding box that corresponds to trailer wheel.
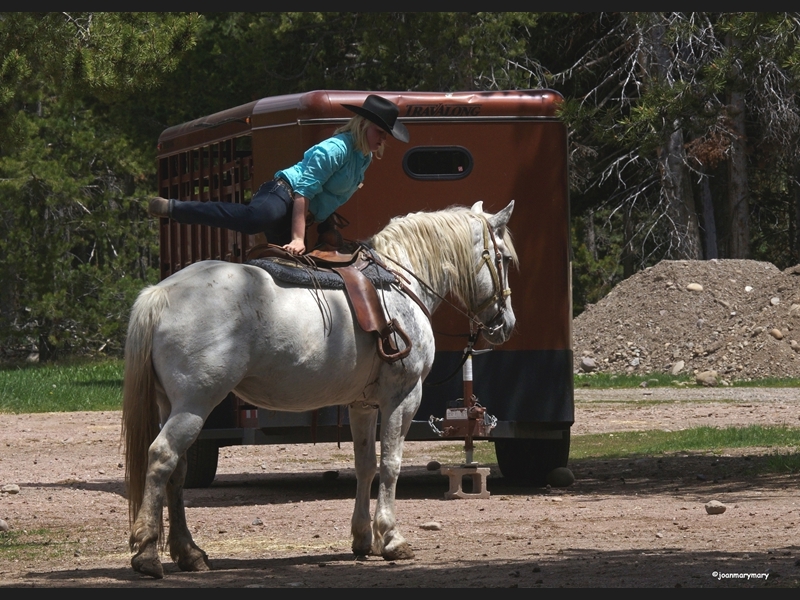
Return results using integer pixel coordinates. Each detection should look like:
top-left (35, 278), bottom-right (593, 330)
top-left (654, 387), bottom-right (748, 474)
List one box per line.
top-left (494, 431), bottom-right (570, 486)
top-left (184, 439), bottom-right (219, 488)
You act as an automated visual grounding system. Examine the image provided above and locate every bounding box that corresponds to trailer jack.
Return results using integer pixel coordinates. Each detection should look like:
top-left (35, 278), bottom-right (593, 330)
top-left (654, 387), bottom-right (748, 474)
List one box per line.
top-left (429, 347), bottom-right (495, 499)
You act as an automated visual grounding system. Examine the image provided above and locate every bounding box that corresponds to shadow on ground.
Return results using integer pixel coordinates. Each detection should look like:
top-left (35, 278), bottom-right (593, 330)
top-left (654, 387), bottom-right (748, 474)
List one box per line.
top-left (6, 545), bottom-right (799, 588)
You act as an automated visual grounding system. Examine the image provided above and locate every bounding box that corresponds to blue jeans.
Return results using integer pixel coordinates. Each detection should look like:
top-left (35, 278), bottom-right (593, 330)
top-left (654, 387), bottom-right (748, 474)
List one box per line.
top-left (170, 180), bottom-right (294, 245)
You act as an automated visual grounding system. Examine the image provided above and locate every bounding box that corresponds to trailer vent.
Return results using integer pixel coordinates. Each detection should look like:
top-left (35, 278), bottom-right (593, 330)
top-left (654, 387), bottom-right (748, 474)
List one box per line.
top-left (402, 146), bottom-right (473, 181)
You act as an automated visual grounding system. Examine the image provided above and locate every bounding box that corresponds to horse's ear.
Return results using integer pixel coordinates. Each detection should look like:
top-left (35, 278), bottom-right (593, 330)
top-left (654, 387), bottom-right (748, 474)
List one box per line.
top-left (471, 201), bottom-right (484, 214)
top-left (489, 200), bottom-right (515, 231)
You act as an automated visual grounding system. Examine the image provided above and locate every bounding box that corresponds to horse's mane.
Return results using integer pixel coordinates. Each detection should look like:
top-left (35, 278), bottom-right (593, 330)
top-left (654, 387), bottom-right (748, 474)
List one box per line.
top-left (368, 206), bottom-right (516, 307)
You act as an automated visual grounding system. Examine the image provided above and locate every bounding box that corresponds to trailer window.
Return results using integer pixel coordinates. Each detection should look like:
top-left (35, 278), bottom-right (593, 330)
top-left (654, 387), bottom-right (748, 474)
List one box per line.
top-left (403, 146), bottom-right (473, 180)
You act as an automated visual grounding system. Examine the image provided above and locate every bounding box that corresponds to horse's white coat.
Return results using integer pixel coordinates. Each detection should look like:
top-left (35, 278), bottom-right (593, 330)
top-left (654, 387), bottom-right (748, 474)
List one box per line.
top-left (122, 201), bottom-right (516, 578)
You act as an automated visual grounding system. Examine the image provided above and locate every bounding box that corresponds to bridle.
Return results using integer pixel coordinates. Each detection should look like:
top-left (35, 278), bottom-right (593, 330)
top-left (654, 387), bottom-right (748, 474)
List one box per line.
top-left (469, 215), bottom-right (512, 337)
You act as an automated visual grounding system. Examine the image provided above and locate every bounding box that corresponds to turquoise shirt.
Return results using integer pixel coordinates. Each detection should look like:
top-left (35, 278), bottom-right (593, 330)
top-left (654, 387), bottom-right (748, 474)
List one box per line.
top-left (275, 132), bottom-right (372, 222)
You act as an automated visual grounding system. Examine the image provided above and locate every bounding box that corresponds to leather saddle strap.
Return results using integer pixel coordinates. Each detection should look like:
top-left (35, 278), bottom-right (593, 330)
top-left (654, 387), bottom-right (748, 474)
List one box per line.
top-left (394, 278), bottom-right (431, 321)
top-left (333, 265), bottom-right (411, 363)
top-left (247, 242), bottom-right (361, 267)
top-left (365, 252), bottom-right (432, 322)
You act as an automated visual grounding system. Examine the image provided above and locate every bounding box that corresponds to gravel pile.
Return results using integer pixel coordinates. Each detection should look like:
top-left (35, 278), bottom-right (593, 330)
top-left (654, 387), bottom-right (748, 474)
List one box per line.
top-left (572, 258), bottom-right (800, 382)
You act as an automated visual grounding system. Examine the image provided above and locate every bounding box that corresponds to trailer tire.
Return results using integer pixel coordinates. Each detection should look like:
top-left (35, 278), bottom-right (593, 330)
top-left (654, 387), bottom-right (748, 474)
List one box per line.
top-left (494, 431), bottom-right (570, 487)
top-left (184, 439), bottom-right (219, 488)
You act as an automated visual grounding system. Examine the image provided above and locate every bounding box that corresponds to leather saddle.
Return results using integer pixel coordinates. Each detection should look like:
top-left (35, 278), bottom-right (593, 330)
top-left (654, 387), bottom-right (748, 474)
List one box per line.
top-left (246, 243), bottom-right (413, 363)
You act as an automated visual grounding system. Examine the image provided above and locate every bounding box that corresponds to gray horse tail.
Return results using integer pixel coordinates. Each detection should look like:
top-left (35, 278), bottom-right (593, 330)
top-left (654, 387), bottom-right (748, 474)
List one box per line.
top-left (121, 284), bottom-right (169, 542)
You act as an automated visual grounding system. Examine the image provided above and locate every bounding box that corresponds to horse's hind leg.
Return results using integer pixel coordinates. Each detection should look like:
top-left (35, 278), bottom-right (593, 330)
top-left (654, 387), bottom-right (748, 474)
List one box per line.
top-left (130, 410), bottom-right (206, 578)
top-left (166, 452), bottom-right (211, 572)
top-left (348, 403), bottom-right (379, 556)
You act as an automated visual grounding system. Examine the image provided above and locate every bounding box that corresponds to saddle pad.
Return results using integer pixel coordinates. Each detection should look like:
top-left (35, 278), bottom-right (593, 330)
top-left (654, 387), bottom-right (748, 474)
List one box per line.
top-left (247, 252), bottom-right (397, 290)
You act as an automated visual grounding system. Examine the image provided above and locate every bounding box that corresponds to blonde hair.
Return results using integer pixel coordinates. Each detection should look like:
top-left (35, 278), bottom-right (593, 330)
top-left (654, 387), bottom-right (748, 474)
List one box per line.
top-left (335, 115), bottom-right (385, 158)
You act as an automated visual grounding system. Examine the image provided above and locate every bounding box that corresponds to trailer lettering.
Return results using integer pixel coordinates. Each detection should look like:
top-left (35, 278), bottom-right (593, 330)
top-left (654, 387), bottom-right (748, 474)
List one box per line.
top-left (404, 104), bottom-right (482, 117)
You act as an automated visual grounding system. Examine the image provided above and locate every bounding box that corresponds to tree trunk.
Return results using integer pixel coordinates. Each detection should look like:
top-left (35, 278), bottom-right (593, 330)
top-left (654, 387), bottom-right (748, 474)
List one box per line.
top-left (701, 174), bottom-right (718, 260)
top-left (793, 158), bottom-right (800, 265)
top-left (646, 16), bottom-right (702, 260)
top-left (725, 31), bottom-right (750, 259)
top-left (623, 208), bottom-right (634, 279)
top-left (726, 90), bottom-right (749, 258)
top-left (660, 125), bottom-right (703, 259)
top-left (585, 209), bottom-right (597, 260)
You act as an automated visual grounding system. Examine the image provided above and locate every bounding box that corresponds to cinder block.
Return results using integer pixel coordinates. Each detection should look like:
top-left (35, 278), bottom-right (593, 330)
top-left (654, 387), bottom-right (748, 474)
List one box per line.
top-left (441, 466), bottom-right (491, 499)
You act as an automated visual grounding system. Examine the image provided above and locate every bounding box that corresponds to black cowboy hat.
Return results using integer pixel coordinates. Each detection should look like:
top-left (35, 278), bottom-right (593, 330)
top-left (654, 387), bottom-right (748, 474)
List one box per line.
top-left (342, 94), bottom-right (410, 143)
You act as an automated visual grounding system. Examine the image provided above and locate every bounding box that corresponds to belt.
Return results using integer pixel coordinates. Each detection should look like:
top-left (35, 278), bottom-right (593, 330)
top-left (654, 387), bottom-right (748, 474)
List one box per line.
top-left (275, 177), bottom-right (294, 196)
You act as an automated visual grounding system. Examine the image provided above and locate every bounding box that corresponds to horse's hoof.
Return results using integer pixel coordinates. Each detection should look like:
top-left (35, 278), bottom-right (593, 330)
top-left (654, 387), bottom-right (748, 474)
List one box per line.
top-left (177, 548), bottom-right (211, 572)
top-left (382, 542), bottom-right (415, 561)
top-left (131, 552), bottom-right (164, 579)
top-left (352, 544), bottom-right (372, 558)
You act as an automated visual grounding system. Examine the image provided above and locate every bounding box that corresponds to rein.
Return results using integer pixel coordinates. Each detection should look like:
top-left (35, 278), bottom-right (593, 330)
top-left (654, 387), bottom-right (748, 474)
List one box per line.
top-left (422, 330), bottom-right (480, 387)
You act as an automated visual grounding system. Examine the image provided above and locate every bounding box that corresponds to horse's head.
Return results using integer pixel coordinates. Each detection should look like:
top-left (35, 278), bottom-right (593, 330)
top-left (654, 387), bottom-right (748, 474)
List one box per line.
top-left (469, 200), bottom-right (517, 345)
top-left (369, 201), bottom-right (518, 344)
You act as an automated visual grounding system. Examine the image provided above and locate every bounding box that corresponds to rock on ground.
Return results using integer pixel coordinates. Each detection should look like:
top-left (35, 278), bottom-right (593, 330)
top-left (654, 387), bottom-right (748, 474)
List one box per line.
top-left (573, 259), bottom-right (800, 381)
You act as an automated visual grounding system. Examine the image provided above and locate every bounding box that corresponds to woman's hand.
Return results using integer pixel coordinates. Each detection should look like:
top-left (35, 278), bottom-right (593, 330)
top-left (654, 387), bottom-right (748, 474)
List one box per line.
top-left (282, 238), bottom-right (306, 255)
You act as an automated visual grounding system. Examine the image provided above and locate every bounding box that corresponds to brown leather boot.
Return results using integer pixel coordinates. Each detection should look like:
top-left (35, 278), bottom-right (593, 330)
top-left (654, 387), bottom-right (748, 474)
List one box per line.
top-left (148, 197), bottom-right (171, 217)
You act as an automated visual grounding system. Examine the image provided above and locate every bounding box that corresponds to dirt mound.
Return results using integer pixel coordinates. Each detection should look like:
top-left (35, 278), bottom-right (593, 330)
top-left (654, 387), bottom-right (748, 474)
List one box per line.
top-left (573, 259), bottom-right (800, 381)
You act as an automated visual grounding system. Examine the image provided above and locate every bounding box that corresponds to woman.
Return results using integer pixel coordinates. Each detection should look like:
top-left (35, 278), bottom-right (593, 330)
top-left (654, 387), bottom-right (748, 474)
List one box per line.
top-left (148, 94), bottom-right (410, 255)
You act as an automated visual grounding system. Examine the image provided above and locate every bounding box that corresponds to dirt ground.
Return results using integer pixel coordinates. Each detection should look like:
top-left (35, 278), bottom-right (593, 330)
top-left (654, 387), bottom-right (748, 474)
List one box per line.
top-left (1, 385), bottom-right (799, 588)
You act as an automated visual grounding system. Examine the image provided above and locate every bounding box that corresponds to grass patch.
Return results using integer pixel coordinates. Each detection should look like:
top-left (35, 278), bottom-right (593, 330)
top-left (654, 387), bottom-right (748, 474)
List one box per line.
top-left (433, 441), bottom-right (498, 465)
top-left (429, 428), bottom-right (800, 476)
top-left (0, 359), bottom-right (123, 414)
top-left (763, 451), bottom-right (800, 473)
top-left (574, 397), bottom-right (743, 408)
top-left (415, 427), bottom-right (800, 478)
top-left (729, 376), bottom-right (800, 388)
top-left (0, 528), bottom-right (79, 562)
top-left (575, 372), bottom-right (687, 389)
top-left (569, 425), bottom-right (800, 463)
top-left (575, 372), bottom-right (800, 389)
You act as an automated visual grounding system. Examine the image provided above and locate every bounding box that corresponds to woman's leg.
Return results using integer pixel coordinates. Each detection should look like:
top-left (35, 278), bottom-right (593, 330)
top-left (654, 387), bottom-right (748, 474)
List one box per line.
top-left (168, 181), bottom-right (293, 240)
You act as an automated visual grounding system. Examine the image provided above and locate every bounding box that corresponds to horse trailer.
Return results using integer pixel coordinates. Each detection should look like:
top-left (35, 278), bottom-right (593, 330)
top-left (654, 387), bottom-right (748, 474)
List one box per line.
top-left (154, 89), bottom-right (574, 487)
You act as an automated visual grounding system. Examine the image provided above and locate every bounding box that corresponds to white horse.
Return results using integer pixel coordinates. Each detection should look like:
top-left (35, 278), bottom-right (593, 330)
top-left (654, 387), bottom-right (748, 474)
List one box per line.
top-left (122, 200), bottom-right (517, 578)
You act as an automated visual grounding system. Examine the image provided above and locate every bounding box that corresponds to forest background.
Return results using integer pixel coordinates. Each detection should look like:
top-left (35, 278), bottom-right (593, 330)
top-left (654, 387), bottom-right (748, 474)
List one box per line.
top-left (3, 12), bottom-right (800, 362)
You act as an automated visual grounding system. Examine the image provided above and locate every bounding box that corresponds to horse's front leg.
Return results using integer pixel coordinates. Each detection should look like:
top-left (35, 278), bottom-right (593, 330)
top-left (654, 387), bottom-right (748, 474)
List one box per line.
top-left (348, 402), bottom-right (379, 557)
top-left (130, 410), bottom-right (205, 578)
top-left (373, 384), bottom-right (422, 561)
top-left (166, 451), bottom-right (211, 572)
